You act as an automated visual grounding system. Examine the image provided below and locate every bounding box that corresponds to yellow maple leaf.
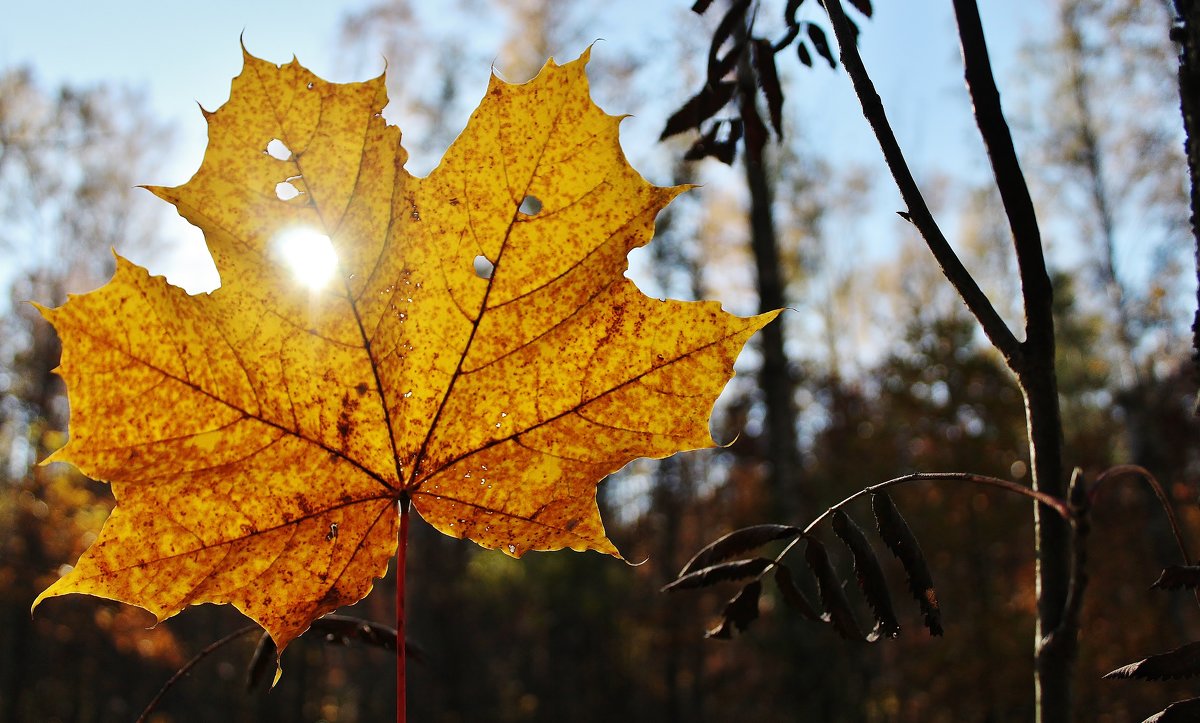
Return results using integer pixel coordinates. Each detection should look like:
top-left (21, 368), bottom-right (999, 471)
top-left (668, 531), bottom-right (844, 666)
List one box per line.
top-left (33, 46), bottom-right (778, 650)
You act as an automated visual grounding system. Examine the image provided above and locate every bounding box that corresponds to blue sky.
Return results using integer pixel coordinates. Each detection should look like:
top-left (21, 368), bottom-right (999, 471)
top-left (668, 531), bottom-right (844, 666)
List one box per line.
top-left (0, 1), bottom-right (1049, 297)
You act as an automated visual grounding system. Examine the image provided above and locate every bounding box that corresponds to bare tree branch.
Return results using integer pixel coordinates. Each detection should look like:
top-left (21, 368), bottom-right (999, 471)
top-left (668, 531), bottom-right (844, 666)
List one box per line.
top-left (950, 0), bottom-right (1055, 370)
top-left (821, 0), bottom-right (1022, 369)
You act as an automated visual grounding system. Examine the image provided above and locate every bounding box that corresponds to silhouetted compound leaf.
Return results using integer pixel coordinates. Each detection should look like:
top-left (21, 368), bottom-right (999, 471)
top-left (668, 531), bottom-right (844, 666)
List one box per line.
top-left (707, 0), bottom-right (752, 84)
top-left (1142, 698), bottom-right (1200, 723)
top-left (247, 615), bottom-right (409, 690)
top-left (848, 0), bottom-right (874, 18)
top-left (1153, 566), bottom-right (1200, 590)
top-left (796, 41), bottom-right (814, 68)
top-left (750, 39), bottom-right (784, 138)
top-left (774, 563), bottom-right (821, 621)
top-left (661, 81), bottom-right (737, 140)
top-left (773, 23), bottom-right (801, 53)
top-left (784, 0), bottom-right (807, 25)
top-left (663, 557), bottom-right (774, 592)
top-left (832, 509), bottom-right (899, 639)
top-left (872, 493), bottom-right (943, 636)
top-left (1104, 642), bottom-right (1200, 681)
top-left (678, 523), bottom-right (800, 576)
top-left (684, 118), bottom-right (743, 165)
top-left (805, 537), bottom-right (864, 641)
top-left (311, 615), bottom-right (400, 651)
top-left (806, 24), bottom-right (836, 68)
top-left (706, 580), bottom-right (763, 639)
top-left (685, 121), bottom-right (721, 162)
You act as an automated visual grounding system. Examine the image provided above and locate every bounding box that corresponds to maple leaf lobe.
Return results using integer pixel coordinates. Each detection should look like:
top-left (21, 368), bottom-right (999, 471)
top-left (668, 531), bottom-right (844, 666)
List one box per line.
top-left (33, 47), bottom-right (778, 652)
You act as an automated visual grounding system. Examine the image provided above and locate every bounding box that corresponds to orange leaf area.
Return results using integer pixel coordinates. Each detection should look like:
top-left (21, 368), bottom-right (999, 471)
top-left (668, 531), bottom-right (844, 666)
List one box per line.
top-left (33, 46), bottom-right (777, 649)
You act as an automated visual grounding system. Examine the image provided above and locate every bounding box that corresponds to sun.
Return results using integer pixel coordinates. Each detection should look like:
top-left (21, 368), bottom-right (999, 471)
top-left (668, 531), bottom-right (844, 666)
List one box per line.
top-left (272, 227), bottom-right (340, 290)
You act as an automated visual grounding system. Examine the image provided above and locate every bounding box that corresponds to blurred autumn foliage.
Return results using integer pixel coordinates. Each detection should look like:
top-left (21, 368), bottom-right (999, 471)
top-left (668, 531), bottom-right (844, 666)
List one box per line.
top-left (2, 0), bottom-right (1199, 721)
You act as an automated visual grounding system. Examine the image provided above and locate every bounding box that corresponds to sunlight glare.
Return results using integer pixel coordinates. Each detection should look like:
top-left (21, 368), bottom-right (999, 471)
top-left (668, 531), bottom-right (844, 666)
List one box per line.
top-left (273, 227), bottom-right (339, 291)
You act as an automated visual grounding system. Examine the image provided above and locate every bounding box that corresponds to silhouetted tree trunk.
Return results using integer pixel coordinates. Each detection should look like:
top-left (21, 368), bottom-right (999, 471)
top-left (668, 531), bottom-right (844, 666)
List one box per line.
top-left (951, 6), bottom-right (1071, 718)
top-left (734, 13), bottom-right (805, 520)
top-left (1173, 0), bottom-right (1200, 414)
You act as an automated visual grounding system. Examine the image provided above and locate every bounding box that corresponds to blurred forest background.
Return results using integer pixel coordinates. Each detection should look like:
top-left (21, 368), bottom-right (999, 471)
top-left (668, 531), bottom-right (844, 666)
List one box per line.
top-left (2, 0), bottom-right (1199, 721)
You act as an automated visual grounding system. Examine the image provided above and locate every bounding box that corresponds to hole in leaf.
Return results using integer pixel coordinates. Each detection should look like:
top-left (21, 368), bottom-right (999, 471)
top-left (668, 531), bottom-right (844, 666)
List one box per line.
top-left (266, 139), bottom-right (292, 161)
top-left (275, 181), bottom-right (301, 201)
top-left (272, 227), bottom-right (339, 290)
top-left (473, 255), bottom-right (495, 280)
top-left (518, 195), bottom-right (542, 215)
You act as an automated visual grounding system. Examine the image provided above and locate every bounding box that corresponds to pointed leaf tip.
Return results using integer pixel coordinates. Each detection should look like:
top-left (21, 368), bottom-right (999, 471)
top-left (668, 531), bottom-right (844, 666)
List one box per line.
top-left (1104, 642), bottom-right (1200, 681)
top-left (1153, 566), bottom-right (1200, 590)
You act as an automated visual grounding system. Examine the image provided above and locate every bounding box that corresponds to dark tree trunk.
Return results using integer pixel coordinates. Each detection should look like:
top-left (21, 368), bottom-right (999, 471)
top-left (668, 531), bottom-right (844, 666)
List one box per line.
top-left (1171, 0), bottom-right (1200, 414)
top-left (734, 18), bottom-right (805, 519)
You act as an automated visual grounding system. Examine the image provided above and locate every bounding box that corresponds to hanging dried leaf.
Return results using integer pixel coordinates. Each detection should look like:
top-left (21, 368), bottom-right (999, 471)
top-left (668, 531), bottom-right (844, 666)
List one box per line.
top-left (661, 81), bottom-right (737, 140)
top-left (796, 41), bottom-right (814, 68)
top-left (1104, 641), bottom-right (1200, 681)
top-left (678, 523), bottom-right (800, 577)
top-left (662, 557), bottom-right (774, 592)
top-left (750, 38), bottom-right (785, 138)
top-left (246, 615), bottom-right (408, 690)
top-left (872, 493), bottom-right (943, 636)
top-left (774, 563), bottom-right (821, 621)
top-left (1142, 698), bottom-right (1200, 722)
top-left (1152, 566), bottom-right (1200, 590)
top-left (707, 0), bottom-right (753, 84)
top-left (806, 24), bottom-right (837, 68)
top-left (311, 615), bottom-right (400, 651)
top-left (847, 0), bottom-right (874, 18)
top-left (706, 580), bottom-right (763, 639)
top-left (684, 119), bottom-right (742, 165)
top-left (805, 537), bottom-right (864, 641)
top-left (832, 509), bottom-right (899, 639)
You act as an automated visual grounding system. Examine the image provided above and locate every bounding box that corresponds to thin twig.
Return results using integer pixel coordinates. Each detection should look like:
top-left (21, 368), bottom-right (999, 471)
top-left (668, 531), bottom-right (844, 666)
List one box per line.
top-left (135, 625), bottom-right (260, 723)
top-left (1092, 465), bottom-right (1192, 566)
top-left (1041, 469), bottom-right (1089, 652)
top-left (822, 0), bottom-right (1022, 368)
top-left (1091, 465), bottom-right (1200, 610)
